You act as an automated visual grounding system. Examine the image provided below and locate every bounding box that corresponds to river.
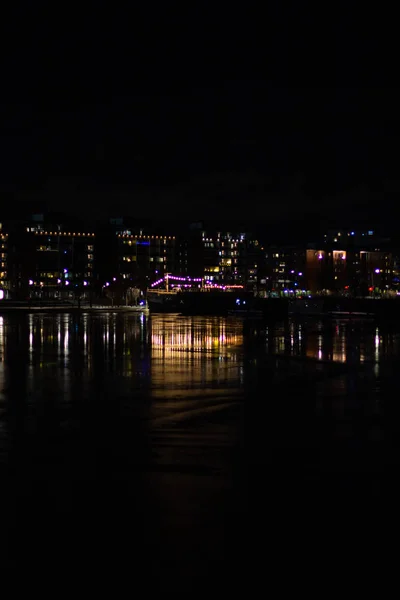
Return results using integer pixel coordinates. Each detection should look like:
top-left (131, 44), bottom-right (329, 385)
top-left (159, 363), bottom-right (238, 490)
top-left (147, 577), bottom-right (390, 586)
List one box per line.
top-left (1, 313), bottom-right (398, 588)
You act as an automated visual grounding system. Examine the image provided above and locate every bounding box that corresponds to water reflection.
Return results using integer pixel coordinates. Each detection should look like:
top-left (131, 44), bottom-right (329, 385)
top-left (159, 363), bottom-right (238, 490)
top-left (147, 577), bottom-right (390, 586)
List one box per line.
top-left (0, 313), bottom-right (400, 388)
top-left (0, 314), bottom-right (399, 408)
top-left (0, 314), bottom-right (247, 407)
top-left (150, 315), bottom-right (243, 398)
top-left (253, 318), bottom-right (400, 365)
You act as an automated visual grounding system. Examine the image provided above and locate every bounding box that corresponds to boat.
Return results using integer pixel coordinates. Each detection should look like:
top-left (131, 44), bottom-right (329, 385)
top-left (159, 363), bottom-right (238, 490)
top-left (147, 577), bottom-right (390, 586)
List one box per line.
top-left (146, 274), bottom-right (288, 317)
top-left (146, 289), bottom-right (183, 313)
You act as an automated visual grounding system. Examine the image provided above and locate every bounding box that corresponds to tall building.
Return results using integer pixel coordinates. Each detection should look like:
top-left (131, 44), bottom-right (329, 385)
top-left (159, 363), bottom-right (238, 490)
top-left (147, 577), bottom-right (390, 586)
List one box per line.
top-left (0, 223), bottom-right (8, 298)
top-left (27, 228), bottom-right (95, 298)
top-left (306, 230), bottom-right (393, 295)
top-left (117, 233), bottom-right (177, 287)
top-left (199, 230), bottom-right (261, 287)
top-left (262, 245), bottom-right (306, 294)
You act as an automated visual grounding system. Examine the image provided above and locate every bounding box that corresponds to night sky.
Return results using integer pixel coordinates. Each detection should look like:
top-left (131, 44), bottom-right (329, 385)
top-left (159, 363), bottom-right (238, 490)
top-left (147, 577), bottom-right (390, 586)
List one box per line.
top-left (0, 4), bottom-right (398, 232)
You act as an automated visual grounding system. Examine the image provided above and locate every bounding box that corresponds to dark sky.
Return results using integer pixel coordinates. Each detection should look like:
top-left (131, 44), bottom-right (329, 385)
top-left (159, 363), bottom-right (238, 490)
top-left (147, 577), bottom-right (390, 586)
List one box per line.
top-left (0, 3), bottom-right (398, 229)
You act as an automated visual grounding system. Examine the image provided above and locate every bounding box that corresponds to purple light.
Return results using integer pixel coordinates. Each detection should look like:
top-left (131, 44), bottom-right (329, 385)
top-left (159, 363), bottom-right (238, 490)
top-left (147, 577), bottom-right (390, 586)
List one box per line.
top-left (375, 268), bottom-right (380, 274)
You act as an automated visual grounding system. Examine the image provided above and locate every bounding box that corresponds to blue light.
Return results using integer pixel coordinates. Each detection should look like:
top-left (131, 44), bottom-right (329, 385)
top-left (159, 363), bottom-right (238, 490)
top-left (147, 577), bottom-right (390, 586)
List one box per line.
top-left (137, 241), bottom-right (150, 246)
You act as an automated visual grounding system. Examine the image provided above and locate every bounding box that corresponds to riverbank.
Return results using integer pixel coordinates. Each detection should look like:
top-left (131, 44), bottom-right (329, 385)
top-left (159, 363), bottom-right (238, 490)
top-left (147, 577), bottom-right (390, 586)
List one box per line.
top-left (0, 303), bottom-right (149, 314)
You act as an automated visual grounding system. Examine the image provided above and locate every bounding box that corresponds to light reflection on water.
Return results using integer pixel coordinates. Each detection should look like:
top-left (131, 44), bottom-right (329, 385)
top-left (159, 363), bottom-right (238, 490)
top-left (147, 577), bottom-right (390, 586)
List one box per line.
top-left (0, 314), bottom-right (399, 376)
top-left (150, 315), bottom-right (243, 399)
top-left (251, 319), bottom-right (400, 365)
top-left (0, 314), bottom-right (399, 386)
top-left (0, 314), bottom-right (245, 407)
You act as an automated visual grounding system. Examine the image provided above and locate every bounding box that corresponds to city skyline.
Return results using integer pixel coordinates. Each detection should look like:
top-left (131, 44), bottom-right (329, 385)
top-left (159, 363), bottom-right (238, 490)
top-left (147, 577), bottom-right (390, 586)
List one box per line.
top-left (1, 211), bottom-right (399, 301)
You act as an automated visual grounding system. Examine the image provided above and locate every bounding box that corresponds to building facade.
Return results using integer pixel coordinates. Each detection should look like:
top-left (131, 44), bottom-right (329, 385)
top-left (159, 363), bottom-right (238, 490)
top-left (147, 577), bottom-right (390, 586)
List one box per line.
top-left (117, 233), bottom-right (177, 286)
top-left (0, 224), bottom-right (8, 298)
top-left (27, 229), bottom-right (95, 299)
top-left (306, 230), bottom-right (393, 295)
top-left (262, 246), bottom-right (306, 294)
top-left (200, 230), bottom-right (261, 287)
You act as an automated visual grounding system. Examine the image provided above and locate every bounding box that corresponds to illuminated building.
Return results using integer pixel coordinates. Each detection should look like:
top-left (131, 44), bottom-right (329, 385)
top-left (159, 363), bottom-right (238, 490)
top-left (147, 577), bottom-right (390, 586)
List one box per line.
top-left (391, 253), bottom-right (400, 292)
top-left (27, 229), bottom-right (95, 298)
top-left (117, 233), bottom-right (177, 285)
top-left (0, 214), bottom-right (95, 299)
top-left (0, 223), bottom-right (9, 298)
top-left (262, 246), bottom-right (306, 295)
top-left (358, 250), bottom-right (393, 295)
top-left (306, 230), bottom-right (394, 295)
top-left (199, 230), bottom-right (261, 287)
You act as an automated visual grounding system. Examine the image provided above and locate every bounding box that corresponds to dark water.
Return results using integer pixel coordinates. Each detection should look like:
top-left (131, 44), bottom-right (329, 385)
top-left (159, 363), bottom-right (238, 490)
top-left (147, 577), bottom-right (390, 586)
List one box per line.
top-left (1, 313), bottom-right (400, 587)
